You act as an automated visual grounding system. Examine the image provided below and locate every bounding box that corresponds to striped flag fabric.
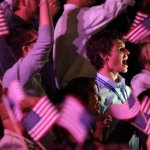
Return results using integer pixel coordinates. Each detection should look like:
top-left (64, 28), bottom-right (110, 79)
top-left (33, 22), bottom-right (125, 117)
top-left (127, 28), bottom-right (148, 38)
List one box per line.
top-left (124, 12), bottom-right (150, 44)
top-left (140, 96), bottom-right (150, 115)
top-left (130, 12), bottom-right (148, 30)
top-left (109, 93), bottom-right (140, 120)
top-left (0, 8), bottom-right (9, 36)
top-left (139, 96), bottom-right (150, 134)
top-left (144, 119), bottom-right (150, 134)
top-left (57, 95), bottom-right (93, 144)
top-left (21, 96), bottom-right (59, 141)
top-left (7, 80), bottom-right (26, 121)
top-left (8, 80), bottom-right (26, 104)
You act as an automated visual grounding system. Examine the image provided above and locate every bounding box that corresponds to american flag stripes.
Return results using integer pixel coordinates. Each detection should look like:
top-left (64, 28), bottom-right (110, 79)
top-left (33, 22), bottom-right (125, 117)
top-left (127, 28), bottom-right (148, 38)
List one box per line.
top-left (8, 80), bottom-right (94, 144)
top-left (57, 95), bottom-right (93, 144)
top-left (124, 12), bottom-right (150, 43)
top-left (130, 12), bottom-right (148, 30)
top-left (22, 96), bottom-right (59, 141)
top-left (109, 93), bottom-right (140, 120)
top-left (8, 80), bottom-right (26, 121)
top-left (110, 93), bottom-right (150, 135)
top-left (8, 80), bottom-right (26, 103)
top-left (140, 96), bottom-right (150, 115)
top-left (0, 8), bottom-right (9, 36)
top-left (144, 119), bottom-right (150, 134)
top-left (139, 96), bottom-right (150, 134)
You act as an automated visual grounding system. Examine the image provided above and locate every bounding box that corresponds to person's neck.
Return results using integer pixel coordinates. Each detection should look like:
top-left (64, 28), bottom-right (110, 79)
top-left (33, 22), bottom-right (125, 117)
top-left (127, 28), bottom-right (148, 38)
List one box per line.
top-left (98, 69), bottom-right (119, 82)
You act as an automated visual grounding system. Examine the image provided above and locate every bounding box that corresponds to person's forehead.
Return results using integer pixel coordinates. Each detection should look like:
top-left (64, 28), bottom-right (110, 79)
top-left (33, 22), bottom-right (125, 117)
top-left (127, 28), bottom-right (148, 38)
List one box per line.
top-left (93, 83), bottom-right (99, 93)
top-left (114, 39), bottom-right (125, 48)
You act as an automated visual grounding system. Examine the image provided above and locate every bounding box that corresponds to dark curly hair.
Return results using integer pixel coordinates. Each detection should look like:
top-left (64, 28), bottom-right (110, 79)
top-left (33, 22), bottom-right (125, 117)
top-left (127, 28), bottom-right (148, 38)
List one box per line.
top-left (86, 30), bottom-right (123, 70)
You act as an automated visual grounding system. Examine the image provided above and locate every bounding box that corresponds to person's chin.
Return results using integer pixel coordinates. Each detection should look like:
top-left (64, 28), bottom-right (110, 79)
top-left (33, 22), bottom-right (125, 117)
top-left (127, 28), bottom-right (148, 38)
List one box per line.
top-left (122, 67), bottom-right (128, 73)
top-left (121, 65), bottom-right (128, 73)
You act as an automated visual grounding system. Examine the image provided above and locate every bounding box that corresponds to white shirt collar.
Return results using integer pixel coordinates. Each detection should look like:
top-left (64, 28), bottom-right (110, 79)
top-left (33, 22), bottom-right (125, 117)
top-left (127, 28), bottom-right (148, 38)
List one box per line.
top-left (96, 72), bottom-right (125, 89)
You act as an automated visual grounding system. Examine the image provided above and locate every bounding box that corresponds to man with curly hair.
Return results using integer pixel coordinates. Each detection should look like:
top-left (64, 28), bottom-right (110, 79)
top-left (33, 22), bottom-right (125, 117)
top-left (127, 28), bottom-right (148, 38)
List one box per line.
top-left (86, 30), bottom-right (138, 147)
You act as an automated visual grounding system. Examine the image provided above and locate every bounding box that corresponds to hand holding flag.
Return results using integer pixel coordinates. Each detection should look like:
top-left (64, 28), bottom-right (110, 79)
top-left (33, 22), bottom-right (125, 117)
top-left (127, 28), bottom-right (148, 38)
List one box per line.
top-left (109, 93), bottom-right (140, 120)
top-left (109, 92), bottom-right (150, 135)
top-left (8, 80), bottom-right (94, 145)
top-left (56, 95), bottom-right (93, 144)
top-left (21, 96), bottom-right (59, 141)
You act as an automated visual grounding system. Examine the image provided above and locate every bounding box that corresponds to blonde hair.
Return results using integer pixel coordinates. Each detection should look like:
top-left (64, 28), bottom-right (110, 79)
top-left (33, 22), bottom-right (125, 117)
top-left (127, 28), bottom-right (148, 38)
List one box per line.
top-left (140, 43), bottom-right (150, 68)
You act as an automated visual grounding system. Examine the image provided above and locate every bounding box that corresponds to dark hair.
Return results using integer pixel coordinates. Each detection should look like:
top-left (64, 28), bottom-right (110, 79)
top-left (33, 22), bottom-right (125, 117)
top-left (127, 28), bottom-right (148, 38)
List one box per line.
top-left (63, 77), bottom-right (98, 106)
top-left (6, 15), bottom-right (37, 60)
top-left (86, 30), bottom-right (123, 70)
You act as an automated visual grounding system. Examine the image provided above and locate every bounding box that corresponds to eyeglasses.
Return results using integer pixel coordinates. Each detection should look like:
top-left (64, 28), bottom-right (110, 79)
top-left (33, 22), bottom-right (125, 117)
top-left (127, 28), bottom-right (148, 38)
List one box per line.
top-left (24, 39), bottom-right (37, 46)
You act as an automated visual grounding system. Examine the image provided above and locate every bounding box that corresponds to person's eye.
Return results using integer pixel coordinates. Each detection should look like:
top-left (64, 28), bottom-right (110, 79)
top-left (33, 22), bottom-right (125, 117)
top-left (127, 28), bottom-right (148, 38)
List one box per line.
top-left (118, 48), bottom-right (124, 51)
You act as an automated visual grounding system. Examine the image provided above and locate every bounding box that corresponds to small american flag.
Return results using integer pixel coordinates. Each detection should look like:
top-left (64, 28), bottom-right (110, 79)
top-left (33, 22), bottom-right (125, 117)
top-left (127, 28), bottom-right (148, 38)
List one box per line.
top-left (124, 12), bottom-right (150, 43)
top-left (8, 80), bottom-right (26, 103)
top-left (0, 8), bottom-right (9, 36)
top-left (109, 93), bottom-right (140, 120)
top-left (8, 80), bottom-right (26, 121)
top-left (22, 96), bottom-right (59, 141)
top-left (57, 95), bottom-right (93, 144)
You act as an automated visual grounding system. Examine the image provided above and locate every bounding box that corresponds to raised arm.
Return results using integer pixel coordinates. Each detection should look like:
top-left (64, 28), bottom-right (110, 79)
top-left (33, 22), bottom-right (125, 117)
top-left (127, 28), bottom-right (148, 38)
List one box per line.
top-left (39, 0), bottom-right (53, 26)
top-left (2, 0), bottom-right (54, 87)
top-left (0, 0), bottom-right (18, 18)
top-left (79, 0), bottom-right (135, 35)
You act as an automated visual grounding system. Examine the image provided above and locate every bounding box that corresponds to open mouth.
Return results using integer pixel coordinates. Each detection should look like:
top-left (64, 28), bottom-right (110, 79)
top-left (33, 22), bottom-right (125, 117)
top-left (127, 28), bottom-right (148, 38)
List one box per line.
top-left (122, 59), bottom-right (128, 66)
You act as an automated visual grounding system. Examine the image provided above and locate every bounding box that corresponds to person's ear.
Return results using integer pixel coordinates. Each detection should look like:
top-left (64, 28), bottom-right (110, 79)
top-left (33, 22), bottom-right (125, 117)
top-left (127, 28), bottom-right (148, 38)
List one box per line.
top-left (99, 52), bottom-right (109, 61)
top-left (22, 46), bottom-right (29, 56)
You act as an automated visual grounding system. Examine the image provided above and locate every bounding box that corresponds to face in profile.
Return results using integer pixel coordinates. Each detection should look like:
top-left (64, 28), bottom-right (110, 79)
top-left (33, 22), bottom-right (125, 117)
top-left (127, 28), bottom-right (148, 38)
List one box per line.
top-left (107, 39), bottom-right (130, 74)
top-left (21, 30), bottom-right (37, 57)
top-left (88, 82), bottom-right (101, 115)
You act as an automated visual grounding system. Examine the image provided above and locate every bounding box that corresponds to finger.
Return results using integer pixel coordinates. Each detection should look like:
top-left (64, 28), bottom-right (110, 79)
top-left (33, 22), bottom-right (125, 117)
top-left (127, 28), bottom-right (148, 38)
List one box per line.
top-left (20, 97), bottom-right (40, 110)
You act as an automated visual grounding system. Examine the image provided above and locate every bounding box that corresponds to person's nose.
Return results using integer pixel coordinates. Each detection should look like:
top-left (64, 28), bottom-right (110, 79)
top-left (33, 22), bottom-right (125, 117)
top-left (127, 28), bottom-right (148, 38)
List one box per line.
top-left (124, 48), bottom-right (130, 55)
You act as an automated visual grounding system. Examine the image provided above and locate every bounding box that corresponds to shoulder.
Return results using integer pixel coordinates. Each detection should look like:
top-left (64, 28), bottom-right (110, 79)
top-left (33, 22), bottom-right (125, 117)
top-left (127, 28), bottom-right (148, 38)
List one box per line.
top-left (131, 71), bottom-right (146, 85)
